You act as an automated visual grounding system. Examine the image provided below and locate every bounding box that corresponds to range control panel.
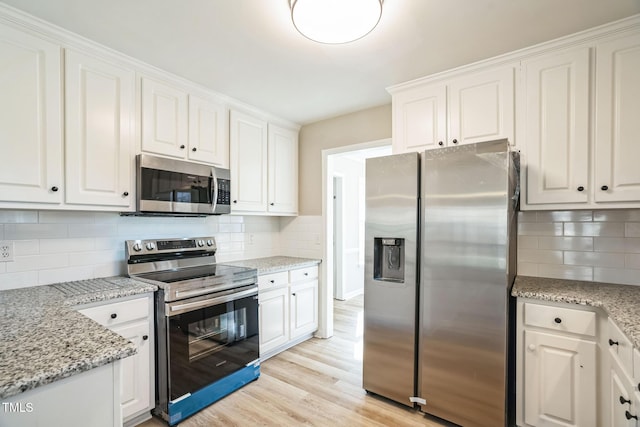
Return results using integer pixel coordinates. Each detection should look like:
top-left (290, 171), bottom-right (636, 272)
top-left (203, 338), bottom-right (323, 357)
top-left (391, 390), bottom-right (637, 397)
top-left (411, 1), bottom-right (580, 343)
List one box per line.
top-left (125, 236), bottom-right (216, 255)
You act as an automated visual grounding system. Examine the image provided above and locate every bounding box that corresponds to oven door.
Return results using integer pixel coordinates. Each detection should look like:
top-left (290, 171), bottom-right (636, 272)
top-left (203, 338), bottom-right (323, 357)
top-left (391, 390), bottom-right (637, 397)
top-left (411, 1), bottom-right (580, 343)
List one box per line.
top-left (166, 287), bottom-right (259, 401)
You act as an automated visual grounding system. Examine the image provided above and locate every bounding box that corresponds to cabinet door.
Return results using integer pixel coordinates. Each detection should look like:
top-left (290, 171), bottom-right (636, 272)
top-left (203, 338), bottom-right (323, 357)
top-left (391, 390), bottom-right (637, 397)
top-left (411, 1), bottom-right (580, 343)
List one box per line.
top-left (229, 110), bottom-right (268, 212)
top-left (392, 84), bottom-right (447, 153)
top-left (188, 94), bottom-right (228, 167)
top-left (610, 368), bottom-right (636, 427)
top-left (0, 24), bottom-right (62, 204)
top-left (594, 34), bottom-right (640, 203)
top-left (65, 50), bottom-right (134, 208)
top-left (290, 280), bottom-right (318, 340)
top-left (112, 320), bottom-right (151, 421)
top-left (523, 330), bottom-right (596, 427)
top-left (141, 77), bottom-right (188, 158)
top-left (259, 287), bottom-right (289, 354)
top-left (267, 124), bottom-right (298, 214)
top-left (522, 47), bottom-right (591, 206)
top-left (448, 67), bottom-right (514, 146)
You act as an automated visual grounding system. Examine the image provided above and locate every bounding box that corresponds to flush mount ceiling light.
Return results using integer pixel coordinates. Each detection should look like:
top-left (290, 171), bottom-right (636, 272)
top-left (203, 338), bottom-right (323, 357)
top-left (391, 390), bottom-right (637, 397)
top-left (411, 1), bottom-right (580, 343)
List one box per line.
top-left (290, 0), bottom-right (383, 44)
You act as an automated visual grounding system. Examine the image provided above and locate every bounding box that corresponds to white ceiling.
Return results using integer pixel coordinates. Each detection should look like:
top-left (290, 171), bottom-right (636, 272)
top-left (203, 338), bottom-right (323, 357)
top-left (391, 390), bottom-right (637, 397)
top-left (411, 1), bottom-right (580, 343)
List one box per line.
top-left (3, 0), bottom-right (640, 125)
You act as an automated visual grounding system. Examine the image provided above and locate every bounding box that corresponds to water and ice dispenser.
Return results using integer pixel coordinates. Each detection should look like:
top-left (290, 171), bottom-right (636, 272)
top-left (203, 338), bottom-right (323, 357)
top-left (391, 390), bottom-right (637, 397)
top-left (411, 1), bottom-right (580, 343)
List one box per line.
top-left (373, 238), bottom-right (405, 283)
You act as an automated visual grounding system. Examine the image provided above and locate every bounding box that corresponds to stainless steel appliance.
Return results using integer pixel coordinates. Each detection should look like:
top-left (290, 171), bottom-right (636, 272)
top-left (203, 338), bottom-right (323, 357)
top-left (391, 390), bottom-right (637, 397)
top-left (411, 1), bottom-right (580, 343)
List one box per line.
top-left (136, 154), bottom-right (231, 215)
top-left (126, 237), bottom-right (259, 426)
top-left (363, 140), bottom-right (518, 427)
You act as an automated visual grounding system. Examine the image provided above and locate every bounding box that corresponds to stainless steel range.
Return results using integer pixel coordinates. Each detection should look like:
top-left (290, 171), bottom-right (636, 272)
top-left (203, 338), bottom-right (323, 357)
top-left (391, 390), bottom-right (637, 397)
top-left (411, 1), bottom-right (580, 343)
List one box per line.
top-left (126, 236), bottom-right (259, 426)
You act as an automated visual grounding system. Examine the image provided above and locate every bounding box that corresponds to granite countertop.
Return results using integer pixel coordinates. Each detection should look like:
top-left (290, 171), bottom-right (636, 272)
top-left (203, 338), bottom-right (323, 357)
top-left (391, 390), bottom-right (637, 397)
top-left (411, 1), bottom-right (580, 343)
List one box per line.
top-left (227, 255), bottom-right (321, 275)
top-left (0, 277), bottom-right (156, 399)
top-left (512, 275), bottom-right (640, 349)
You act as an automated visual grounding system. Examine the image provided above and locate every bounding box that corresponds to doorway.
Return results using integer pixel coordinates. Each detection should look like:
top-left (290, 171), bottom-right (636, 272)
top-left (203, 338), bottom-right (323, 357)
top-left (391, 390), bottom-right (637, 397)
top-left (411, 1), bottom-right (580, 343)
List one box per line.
top-left (320, 139), bottom-right (391, 337)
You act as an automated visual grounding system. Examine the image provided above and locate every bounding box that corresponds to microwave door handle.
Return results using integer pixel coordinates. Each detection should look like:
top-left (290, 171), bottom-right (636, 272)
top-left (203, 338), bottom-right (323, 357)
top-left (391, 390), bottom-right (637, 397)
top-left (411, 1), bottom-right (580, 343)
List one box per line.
top-left (210, 167), bottom-right (219, 213)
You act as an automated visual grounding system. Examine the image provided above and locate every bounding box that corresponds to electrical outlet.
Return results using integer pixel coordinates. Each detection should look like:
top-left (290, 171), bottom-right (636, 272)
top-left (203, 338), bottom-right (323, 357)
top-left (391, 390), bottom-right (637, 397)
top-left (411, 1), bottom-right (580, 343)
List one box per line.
top-left (0, 241), bottom-right (14, 262)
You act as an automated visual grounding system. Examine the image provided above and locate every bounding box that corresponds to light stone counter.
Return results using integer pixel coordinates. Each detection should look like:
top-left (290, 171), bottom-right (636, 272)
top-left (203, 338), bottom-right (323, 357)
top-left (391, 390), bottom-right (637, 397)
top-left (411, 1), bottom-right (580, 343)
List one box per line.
top-left (0, 277), bottom-right (156, 399)
top-left (512, 275), bottom-right (640, 348)
top-left (226, 256), bottom-right (321, 275)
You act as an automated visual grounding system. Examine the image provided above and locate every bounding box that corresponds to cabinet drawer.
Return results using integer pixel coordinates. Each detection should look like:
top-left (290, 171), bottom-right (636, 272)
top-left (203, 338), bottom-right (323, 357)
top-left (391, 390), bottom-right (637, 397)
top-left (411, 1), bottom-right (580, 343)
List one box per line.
top-left (258, 271), bottom-right (288, 291)
top-left (79, 297), bottom-right (149, 327)
top-left (608, 318), bottom-right (634, 376)
top-left (523, 302), bottom-right (596, 336)
top-left (289, 266), bottom-right (318, 283)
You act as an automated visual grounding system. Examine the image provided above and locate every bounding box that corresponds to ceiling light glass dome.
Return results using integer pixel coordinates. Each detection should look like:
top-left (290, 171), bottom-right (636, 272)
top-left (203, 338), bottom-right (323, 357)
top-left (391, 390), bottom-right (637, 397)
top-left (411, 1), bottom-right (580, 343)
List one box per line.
top-left (290, 0), bottom-right (383, 44)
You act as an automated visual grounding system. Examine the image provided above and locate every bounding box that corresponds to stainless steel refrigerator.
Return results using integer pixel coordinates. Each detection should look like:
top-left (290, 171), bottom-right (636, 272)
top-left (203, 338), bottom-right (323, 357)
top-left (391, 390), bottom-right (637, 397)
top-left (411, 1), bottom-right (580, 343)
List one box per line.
top-left (363, 139), bottom-right (518, 427)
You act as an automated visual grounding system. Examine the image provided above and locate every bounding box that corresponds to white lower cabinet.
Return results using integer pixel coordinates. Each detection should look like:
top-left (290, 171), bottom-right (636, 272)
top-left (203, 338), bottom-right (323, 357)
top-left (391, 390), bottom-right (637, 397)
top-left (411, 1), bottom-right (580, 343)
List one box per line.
top-left (258, 265), bottom-right (318, 359)
top-left (517, 300), bottom-right (598, 427)
top-left (78, 294), bottom-right (154, 426)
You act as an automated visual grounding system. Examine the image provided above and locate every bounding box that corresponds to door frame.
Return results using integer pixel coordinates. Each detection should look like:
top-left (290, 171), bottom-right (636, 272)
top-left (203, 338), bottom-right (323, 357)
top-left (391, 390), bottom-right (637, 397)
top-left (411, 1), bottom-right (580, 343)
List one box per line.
top-left (319, 138), bottom-right (391, 338)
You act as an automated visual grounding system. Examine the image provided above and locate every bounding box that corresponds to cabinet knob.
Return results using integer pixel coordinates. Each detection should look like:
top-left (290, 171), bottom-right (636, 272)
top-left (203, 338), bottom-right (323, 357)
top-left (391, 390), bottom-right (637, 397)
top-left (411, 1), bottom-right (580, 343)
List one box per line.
top-left (142, 335), bottom-right (149, 341)
top-left (452, 139), bottom-right (458, 144)
top-left (577, 186), bottom-right (584, 192)
top-left (51, 186), bottom-right (59, 192)
top-left (233, 200), bottom-right (237, 204)
top-left (192, 147), bottom-right (197, 152)
top-left (609, 338), bottom-right (619, 346)
top-left (620, 396), bottom-right (631, 405)
top-left (601, 185), bottom-right (609, 191)
top-left (626, 411), bottom-right (638, 421)
top-left (110, 313), bottom-right (117, 319)
top-left (123, 191), bottom-right (129, 197)
top-left (554, 317), bottom-right (562, 324)
top-left (527, 344), bottom-right (535, 352)
top-left (270, 202), bottom-right (274, 206)
top-left (438, 141), bottom-right (444, 146)
top-left (270, 280), bottom-right (275, 284)
top-left (180, 145), bottom-right (185, 149)
top-left (292, 293), bottom-right (296, 297)
top-left (304, 272), bottom-right (309, 276)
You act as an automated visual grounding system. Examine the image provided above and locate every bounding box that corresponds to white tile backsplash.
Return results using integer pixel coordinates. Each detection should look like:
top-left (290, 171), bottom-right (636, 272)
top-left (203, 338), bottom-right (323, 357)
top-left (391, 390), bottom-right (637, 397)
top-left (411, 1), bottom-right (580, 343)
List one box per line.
top-left (518, 209), bottom-right (640, 286)
top-left (0, 210), bottom-right (283, 290)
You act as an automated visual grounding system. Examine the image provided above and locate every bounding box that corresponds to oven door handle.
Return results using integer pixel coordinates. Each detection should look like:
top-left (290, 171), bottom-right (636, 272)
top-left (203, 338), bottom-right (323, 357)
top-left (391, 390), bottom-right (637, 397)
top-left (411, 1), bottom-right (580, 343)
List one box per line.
top-left (167, 286), bottom-right (257, 316)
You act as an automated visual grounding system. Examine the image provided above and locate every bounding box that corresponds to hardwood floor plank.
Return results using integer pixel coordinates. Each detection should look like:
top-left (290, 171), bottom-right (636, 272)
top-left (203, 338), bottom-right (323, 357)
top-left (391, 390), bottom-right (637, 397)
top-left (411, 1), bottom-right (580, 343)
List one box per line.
top-left (140, 294), bottom-right (449, 426)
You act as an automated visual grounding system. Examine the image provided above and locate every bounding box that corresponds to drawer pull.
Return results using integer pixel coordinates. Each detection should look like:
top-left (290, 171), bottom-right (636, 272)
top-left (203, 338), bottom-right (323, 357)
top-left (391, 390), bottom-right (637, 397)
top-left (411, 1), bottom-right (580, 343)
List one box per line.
top-left (554, 317), bottom-right (562, 324)
top-left (110, 313), bottom-right (117, 319)
top-left (142, 335), bottom-right (149, 341)
top-left (577, 186), bottom-right (584, 192)
top-left (626, 411), bottom-right (638, 420)
top-left (609, 338), bottom-right (619, 346)
top-left (270, 280), bottom-right (275, 284)
top-left (438, 141), bottom-right (444, 146)
top-left (620, 396), bottom-right (631, 405)
top-left (304, 272), bottom-right (309, 276)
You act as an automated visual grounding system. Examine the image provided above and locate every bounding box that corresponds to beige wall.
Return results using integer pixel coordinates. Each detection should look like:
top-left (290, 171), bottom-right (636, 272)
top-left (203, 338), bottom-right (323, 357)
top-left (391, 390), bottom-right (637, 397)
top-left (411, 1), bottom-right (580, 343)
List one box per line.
top-left (298, 103), bottom-right (392, 215)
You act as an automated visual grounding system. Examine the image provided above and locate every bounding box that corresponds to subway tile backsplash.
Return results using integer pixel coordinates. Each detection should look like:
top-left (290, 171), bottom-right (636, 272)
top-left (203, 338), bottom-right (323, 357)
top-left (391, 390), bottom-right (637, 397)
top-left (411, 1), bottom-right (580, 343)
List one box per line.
top-left (0, 210), bottom-right (284, 290)
top-left (517, 209), bottom-right (640, 286)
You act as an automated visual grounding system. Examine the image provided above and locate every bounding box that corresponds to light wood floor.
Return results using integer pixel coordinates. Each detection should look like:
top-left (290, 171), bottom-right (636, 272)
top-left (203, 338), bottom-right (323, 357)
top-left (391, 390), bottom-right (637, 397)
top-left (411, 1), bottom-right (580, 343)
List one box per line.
top-left (141, 295), bottom-right (450, 426)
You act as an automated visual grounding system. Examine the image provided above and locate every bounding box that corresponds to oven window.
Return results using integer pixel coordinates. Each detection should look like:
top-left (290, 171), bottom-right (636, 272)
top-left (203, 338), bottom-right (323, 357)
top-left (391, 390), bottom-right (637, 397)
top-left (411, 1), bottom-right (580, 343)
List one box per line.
top-left (168, 296), bottom-right (259, 400)
top-left (188, 312), bottom-right (228, 362)
top-left (140, 168), bottom-right (213, 205)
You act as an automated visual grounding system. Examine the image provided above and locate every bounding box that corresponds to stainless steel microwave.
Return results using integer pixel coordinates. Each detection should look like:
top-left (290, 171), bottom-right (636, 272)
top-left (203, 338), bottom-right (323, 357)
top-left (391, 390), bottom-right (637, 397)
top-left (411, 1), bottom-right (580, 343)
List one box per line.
top-left (136, 154), bottom-right (230, 215)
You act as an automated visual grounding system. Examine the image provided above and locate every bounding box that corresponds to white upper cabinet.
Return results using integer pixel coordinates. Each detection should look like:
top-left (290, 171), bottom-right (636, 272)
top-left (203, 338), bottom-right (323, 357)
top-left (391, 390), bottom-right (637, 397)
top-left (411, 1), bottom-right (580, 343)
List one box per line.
top-left (141, 77), bottom-right (189, 159)
top-left (268, 124), bottom-right (298, 214)
top-left (447, 67), bottom-right (514, 146)
top-left (188, 94), bottom-right (228, 167)
top-left (65, 49), bottom-right (135, 208)
top-left (391, 66), bottom-right (514, 153)
top-left (521, 28), bottom-right (640, 210)
top-left (230, 110), bottom-right (299, 215)
top-left (0, 24), bottom-right (63, 204)
top-left (594, 33), bottom-right (640, 203)
top-left (521, 47), bottom-right (591, 206)
top-left (141, 76), bottom-right (229, 167)
top-left (230, 110), bottom-right (268, 212)
top-left (392, 84), bottom-right (446, 152)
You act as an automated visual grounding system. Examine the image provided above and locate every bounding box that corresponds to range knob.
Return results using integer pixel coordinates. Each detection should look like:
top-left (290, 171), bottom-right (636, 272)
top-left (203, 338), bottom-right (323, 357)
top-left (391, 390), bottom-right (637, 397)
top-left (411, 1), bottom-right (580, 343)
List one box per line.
top-left (206, 239), bottom-right (214, 246)
top-left (197, 240), bottom-right (205, 247)
top-left (132, 243), bottom-right (142, 252)
top-left (145, 242), bottom-right (155, 251)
